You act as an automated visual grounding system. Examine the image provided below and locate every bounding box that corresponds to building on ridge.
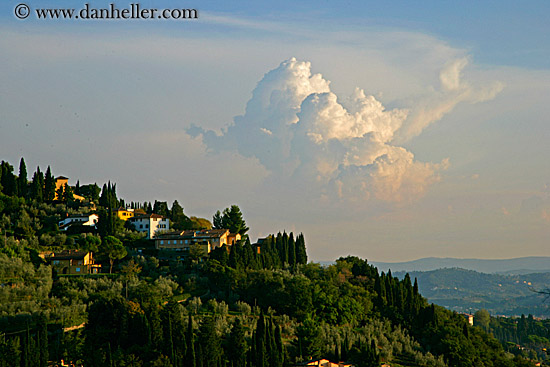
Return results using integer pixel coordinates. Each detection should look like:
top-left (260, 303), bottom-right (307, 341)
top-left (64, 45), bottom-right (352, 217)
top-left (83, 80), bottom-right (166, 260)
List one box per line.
top-left (128, 213), bottom-right (169, 239)
top-left (46, 250), bottom-right (101, 275)
top-left (155, 228), bottom-right (241, 255)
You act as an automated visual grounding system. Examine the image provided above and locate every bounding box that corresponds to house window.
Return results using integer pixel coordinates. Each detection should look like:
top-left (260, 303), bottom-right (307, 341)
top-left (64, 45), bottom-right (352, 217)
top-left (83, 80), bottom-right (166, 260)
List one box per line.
top-left (53, 260), bottom-right (59, 265)
top-left (160, 240), bottom-right (164, 245)
top-left (140, 224), bottom-right (143, 229)
top-left (76, 267), bottom-right (81, 272)
top-left (146, 224), bottom-right (149, 228)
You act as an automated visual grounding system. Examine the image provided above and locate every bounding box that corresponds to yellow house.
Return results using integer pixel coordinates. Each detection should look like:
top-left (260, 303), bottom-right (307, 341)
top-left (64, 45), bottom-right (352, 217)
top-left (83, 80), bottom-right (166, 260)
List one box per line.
top-left (297, 360), bottom-right (354, 367)
top-left (116, 207), bottom-right (135, 221)
top-left (48, 250), bottom-right (101, 275)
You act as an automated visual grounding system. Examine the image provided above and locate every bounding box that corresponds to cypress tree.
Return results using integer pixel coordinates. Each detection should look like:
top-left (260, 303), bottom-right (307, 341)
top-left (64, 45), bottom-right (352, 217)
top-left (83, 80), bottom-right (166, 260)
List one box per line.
top-left (267, 318), bottom-right (278, 367)
top-left (38, 316), bottom-right (48, 367)
top-left (282, 231), bottom-right (289, 265)
top-left (295, 233), bottom-right (307, 265)
top-left (18, 157), bottom-right (28, 198)
top-left (228, 318), bottom-right (247, 367)
top-left (199, 316), bottom-right (220, 367)
top-left (30, 167), bottom-right (44, 202)
top-left (21, 322), bottom-right (30, 367)
top-left (274, 322), bottom-right (284, 367)
top-left (255, 312), bottom-right (267, 367)
top-left (288, 233), bottom-right (296, 267)
top-left (187, 315), bottom-right (196, 367)
top-left (44, 166), bottom-right (55, 202)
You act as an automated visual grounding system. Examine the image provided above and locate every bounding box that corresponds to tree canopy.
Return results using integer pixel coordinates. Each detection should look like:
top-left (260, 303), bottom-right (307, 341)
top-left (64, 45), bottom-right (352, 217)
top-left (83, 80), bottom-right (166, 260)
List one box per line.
top-left (213, 205), bottom-right (249, 235)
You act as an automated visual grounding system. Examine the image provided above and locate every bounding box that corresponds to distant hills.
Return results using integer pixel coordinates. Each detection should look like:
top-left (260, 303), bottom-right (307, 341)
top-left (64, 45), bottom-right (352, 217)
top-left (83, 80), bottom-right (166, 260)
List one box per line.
top-left (371, 256), bottom-right (550, 275)
top-left (368, 257), bottom-right (550, 316)
top-left (392, 267), bottom-right (550, 317)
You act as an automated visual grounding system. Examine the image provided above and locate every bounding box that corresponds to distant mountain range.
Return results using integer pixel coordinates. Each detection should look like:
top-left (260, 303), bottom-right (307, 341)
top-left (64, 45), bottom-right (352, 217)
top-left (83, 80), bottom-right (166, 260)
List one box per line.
top-left (371, 256), bottom-right (550, 275)
top-left (392, 268), bottom-right (550, 317)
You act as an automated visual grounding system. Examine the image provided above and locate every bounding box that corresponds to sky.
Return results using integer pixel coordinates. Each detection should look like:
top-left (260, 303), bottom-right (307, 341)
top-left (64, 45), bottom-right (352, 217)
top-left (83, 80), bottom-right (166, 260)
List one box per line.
top-left (1, 1), bottom-right (549, 262)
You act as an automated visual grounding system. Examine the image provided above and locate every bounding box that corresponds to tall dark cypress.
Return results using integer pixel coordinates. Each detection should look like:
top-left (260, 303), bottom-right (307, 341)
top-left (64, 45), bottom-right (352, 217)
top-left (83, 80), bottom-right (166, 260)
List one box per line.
top-left (288, 233), bottom-right (296, 267)
top-left (282, 232), bottom-right (289, 265)
top-left (44, 166), bottom-right (55, 202)
top-left (186, 315), bottom-right (196, 367)
top-left (199, 316), bottom-right (220, 367)
top-left (267, 318), bottom-right (277, 367)
top-left (21, 322), bottom-right (30, 367)
top-left (255, 312), bottom-right (267, 367)
top-left (228, 318), bottom-right (247, 367)
top-left (38, 316), bottom-right (48, 367)
top-left (275, 323), bottom-right (284, 367)
top-left (30, 167), bottom-right (44, 202)
top-left (18, 157), bottom-right (28, 198)
top-left (375, 274), bottom-right (386, 307)
top-left (295, 233), bottom-right (307, 265)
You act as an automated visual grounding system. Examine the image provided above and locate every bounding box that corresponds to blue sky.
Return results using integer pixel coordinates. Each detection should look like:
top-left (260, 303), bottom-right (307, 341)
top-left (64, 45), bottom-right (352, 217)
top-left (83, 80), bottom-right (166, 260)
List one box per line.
top-left (1, 1), bottom-right (549, 261)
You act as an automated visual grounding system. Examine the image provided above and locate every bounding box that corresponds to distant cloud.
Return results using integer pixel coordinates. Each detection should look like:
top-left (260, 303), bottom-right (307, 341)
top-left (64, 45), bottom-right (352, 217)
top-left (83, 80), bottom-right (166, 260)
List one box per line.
top-left (392, 57), bottom-right (504, 143)
top-left (189, 58), bottom-right (459, 203)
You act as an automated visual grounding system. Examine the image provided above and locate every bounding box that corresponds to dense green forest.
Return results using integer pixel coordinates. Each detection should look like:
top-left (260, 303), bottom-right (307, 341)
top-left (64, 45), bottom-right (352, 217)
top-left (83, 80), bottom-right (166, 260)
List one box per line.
top-left (0, 158), bottom-right (543, 366)
top-left (473, 309), bottom-right (550, 362)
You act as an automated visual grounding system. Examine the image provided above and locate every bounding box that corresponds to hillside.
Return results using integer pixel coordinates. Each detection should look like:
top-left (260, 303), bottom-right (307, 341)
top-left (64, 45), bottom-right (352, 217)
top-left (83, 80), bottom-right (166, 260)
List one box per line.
top-left (0, 157), bottom-right (541, 366)
top-left (395, 268), bottom-right (550, 316)
top-left (373, 257), bottom-right (550, 274)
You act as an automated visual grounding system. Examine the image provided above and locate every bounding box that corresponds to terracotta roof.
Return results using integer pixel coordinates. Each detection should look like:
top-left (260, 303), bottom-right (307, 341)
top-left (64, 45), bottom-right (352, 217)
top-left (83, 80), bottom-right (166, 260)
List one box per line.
top-left (49, 250), bottom-right (89, 260)
top-left (55, 176), bottom-right (69, 180)
top-left (130, 213), bottom-right (166, 220)
top-left (155, 229), bottom-right (229, 240)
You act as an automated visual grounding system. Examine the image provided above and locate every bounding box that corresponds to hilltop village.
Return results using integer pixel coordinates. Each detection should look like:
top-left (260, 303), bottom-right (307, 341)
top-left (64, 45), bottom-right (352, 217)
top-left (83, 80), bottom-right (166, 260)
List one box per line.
top-left (0, 157), bottom-right (545, 367)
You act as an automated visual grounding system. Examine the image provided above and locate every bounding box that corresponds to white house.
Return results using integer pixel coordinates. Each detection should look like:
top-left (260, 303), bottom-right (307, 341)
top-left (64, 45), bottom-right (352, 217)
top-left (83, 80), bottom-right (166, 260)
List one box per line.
top-left (129, 213), bottom-right (169, 239)
top-left (58, 214), bottom-right (99, 231)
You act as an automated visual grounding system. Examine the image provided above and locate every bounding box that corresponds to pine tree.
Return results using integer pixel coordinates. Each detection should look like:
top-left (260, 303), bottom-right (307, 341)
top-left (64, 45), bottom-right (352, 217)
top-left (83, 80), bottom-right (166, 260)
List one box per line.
top-left (0, 161), bottom-right (18, 196)
top-left (213, 210), bottom-right (223, 229)
top-left (153, 201), bottom-right (169, 217)
top-left (215, 205), bottom-right (249, 235)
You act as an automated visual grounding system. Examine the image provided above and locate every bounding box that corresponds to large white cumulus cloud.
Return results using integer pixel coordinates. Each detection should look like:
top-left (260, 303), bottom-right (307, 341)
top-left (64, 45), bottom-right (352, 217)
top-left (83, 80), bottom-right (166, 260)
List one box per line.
top-left (190, 57), bottom-right (497, 203)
